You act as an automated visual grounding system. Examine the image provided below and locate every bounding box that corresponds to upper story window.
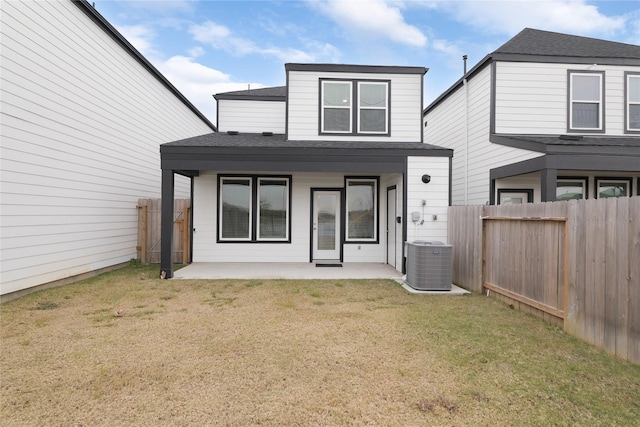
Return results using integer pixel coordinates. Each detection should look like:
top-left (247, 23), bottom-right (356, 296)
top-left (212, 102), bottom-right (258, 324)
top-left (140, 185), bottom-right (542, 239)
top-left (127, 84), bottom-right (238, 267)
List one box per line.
top-left (321, 79), bottom-right (389, 135)
top-left (568, 71), bottom-right (604, 132)
top-left (626, 72), bottom-right (640, 133)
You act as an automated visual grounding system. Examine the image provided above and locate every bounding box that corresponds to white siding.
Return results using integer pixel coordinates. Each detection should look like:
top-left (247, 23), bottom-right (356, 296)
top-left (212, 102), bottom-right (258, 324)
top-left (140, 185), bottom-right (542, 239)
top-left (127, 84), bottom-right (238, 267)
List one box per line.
top-left (0, 1), bottom-right (214, 295)
top-left (495, 173), bottom-right (542, 203)
top-left (193, 170), bottom-right (447, 267)
top-left (217, 100), bottom-right (285, 133)
top-left (495, 61), bottom-right (640, 135)
top-left (424, 65), bottom-right (542, 205)
top-left (406, 157), bottom-right (450, 243)
top-left (287, 70), bottom-right (423, 142)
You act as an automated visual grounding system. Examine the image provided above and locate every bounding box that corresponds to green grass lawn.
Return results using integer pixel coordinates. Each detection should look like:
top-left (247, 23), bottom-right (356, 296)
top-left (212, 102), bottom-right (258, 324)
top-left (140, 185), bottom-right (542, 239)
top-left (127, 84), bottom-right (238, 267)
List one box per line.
top-left (2, 264), bottom-right (639, 426)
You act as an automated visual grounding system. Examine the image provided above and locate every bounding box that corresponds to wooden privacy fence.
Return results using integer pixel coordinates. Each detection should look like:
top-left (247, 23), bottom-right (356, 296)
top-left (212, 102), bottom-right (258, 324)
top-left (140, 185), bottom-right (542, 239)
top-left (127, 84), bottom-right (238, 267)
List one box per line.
top-left (448, 197), bottom-right (639, 364)
top-left (137, 199), bottom-right (190, 264)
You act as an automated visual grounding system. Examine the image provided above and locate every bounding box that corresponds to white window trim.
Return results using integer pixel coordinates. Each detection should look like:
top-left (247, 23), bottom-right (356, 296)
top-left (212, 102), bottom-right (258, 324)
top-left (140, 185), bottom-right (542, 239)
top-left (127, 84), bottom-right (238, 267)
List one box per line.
top-left (321, 80), bottom-right (352, 134)
top-left (626, 74), bottom-right (640, 132)
top-left (357, 81), bottom-right (389, 134)
top-left (569, 72), bottom-right (603, 131)
top-left (345, 178), bottom-right (378, 242)
top-left (256, 177), bottom-right (290, 241)
top-left (219, 177), bottom-right (252, 241)
top-left (556, 177), bottom-right (587, 200)
top-left (595, 178), bottom-right (631, 199)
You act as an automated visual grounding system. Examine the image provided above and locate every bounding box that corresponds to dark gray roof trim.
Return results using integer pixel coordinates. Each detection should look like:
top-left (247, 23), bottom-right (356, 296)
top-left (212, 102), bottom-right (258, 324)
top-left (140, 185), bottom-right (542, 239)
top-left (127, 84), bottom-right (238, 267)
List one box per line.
top-left (73, 0), bottom-right (217, 131)
top-left (161, 133), bottom-right (451, 174)
top-left (214, 86), bottom-right (286, 101)
top-left (424, 28), bottom-right (640, 115)
top-left (491, 134), bottom-right (640, 156)
top-left (286, 63), bottom-right (428, 75)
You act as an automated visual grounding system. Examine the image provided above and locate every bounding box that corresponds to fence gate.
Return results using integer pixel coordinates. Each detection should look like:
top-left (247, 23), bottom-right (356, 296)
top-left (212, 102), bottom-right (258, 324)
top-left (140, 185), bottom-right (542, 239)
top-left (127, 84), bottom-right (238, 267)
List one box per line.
top-left (137, 199), bottom-right (190, 264)
top-left (482, 215), bottom-right (568, 325)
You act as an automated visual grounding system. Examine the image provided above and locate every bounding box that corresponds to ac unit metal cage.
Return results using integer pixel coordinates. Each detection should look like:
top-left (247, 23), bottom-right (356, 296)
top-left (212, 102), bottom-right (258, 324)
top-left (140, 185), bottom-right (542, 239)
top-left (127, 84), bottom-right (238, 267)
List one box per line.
top-left (406, 241), bottom-right (452, 291)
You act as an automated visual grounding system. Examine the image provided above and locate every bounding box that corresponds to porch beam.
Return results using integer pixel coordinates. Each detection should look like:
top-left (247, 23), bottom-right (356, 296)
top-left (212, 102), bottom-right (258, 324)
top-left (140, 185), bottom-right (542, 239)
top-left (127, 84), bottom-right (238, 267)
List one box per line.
top-left (541, 168), bottom-right (557, 202)
top-left (160, 169), bottom-right (175, 279)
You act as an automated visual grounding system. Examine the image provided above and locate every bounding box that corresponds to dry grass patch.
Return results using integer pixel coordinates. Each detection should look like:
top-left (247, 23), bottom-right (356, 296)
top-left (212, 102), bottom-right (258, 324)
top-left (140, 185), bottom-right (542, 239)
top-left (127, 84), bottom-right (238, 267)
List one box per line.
top-left (1, 265), bottom-right (639, 426)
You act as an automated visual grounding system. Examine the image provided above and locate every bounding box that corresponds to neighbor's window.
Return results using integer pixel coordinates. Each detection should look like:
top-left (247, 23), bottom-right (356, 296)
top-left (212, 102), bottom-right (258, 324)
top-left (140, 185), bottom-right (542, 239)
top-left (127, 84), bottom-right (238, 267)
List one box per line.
top-left (345, 178), bottom-right (378, 241)
top-left (595, 178), bottom-right (631, 199)
top-left (569, 71), bottom-right (603, 131)
top-left (321, 79), bottom-right (389, 135)
top-left (556, 177), bottom-right (587, 200)
top-left (626, 73), bottom-right (640, 132)
top-left (219, 176), bottom-right (291, 242)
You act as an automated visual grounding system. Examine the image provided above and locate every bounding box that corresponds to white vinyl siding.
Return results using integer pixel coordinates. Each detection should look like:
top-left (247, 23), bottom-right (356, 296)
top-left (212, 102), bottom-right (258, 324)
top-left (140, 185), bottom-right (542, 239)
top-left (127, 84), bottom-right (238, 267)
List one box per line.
top-left (425, 65), bottom-right (542, 205)
top-left (193, 171), bottom-right (423, 264)
top-left (495, 62), bottom-right (637, 135)
top-left (0, 1), bottom-right (213, 295)
top-left (288, 70), bottom-right (422, 142)
top-left (406, 157), bottom-right (450, 243)
top-left (217, 100), bottom-right (285, 133)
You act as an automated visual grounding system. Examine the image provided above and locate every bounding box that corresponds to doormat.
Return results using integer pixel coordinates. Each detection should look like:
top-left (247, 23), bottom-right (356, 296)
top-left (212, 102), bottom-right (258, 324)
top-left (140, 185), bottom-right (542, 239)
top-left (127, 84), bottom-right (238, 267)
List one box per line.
top-left (316, 263), bottom-right (342, 267)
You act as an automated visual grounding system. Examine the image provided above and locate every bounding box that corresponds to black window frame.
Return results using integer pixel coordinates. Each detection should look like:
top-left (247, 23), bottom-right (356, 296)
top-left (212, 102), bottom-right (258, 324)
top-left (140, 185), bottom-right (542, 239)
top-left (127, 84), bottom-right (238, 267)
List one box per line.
top-left (344, 176), bottom-right (380, 244)
top-left (319, 78), bottom-right (391, 136)
top-left (217, 174), bottom-right (292, 243)
top-left (497, 188), bottom-right (534, 205)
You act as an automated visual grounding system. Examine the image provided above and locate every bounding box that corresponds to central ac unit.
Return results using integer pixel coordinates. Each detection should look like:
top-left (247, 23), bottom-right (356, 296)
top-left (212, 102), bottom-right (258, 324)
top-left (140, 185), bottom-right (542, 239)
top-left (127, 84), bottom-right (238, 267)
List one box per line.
top-left (406, 241), bottom-right (452, 291)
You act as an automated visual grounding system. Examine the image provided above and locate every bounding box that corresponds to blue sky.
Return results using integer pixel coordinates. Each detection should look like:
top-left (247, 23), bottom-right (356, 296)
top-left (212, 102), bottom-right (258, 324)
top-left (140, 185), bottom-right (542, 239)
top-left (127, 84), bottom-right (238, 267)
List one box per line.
top-left (95, 0), bottom-right (640, 122)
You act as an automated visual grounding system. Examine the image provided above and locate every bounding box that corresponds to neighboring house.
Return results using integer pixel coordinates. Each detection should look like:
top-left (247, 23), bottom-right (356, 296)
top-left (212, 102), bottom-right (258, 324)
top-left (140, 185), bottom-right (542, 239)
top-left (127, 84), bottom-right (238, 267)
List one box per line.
top-left (0, 0), bottom-right (216, 300)
top-left (160, 64), bottom-right (453, 277)
top-left (423, 28), bottom-right (640, 205)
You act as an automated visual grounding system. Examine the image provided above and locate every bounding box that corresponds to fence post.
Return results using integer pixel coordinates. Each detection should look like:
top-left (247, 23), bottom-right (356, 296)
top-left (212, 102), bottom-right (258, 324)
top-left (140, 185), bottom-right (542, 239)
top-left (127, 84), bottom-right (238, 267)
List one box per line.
top-left (137, 203), bottom-right (148, 264)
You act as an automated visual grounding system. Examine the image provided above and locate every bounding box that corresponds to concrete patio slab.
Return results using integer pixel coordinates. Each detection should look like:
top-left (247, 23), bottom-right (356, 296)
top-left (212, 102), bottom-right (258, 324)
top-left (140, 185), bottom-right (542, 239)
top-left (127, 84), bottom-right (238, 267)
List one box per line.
top-left (171, 262), bottom-right (403, 280)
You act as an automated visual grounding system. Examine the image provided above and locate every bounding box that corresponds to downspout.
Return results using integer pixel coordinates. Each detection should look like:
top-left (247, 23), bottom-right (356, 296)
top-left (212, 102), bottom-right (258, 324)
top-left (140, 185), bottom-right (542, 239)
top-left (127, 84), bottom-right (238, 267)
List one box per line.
top-left (463, 78), bottom-right (469, 205)
top-left (462, 55), bottom-right (469, 205)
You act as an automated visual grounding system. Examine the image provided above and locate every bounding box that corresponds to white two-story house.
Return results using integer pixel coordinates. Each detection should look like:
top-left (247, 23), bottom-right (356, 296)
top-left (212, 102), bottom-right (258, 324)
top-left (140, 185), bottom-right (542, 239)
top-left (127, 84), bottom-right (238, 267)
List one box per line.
top-left (424, 28), bottom-right (640, 205)
top-left (160, 64), bottom-right (453, 277)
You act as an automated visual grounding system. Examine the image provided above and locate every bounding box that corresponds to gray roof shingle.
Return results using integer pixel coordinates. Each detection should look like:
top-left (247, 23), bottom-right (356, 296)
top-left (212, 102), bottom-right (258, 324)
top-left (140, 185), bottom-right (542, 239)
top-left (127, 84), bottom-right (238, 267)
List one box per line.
top-left (214, 86), bottom-right (286, 100)
top-left (494, 28), bottom-right (640, 59)
top-left (163, 131), bottom-right (449, 152)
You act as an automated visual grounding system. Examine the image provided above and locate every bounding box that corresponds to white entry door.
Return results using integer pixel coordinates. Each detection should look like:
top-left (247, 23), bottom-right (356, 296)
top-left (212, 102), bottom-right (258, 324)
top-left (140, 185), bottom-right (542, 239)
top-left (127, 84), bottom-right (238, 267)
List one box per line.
top-left (312, 190), bottom-right (341, 261)
top-left (387, 187), bottom-right (397, 268)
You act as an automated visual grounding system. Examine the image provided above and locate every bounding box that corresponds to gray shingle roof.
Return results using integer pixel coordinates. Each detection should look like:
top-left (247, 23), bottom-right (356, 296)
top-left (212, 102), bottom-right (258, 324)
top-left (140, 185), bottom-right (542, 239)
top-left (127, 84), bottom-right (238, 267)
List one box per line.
top-left (494, 28), bottom-right (640, 59)
top-left (214, 86), bottom-right (286, 100)
top-left (425, 28), bottom-right (640, 114)
top-left (498, 134), bottom-right (640, 148)
top-left (163, 131), bottom-right (449, 152)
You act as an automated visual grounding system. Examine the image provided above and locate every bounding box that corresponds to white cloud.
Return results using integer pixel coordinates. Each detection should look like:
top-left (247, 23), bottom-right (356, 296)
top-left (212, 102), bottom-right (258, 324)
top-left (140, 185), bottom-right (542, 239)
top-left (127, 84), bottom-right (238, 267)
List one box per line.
top-left (311, 0), bottom-right (427, 47)
top-left (117, 24), bottom-right (156, 56)
top-left (432, 0), bottom-right (625, 37)
top-left (157, 55), bottom-right (251, 122)
top-left (188, 20), bottom-right (341, 62)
